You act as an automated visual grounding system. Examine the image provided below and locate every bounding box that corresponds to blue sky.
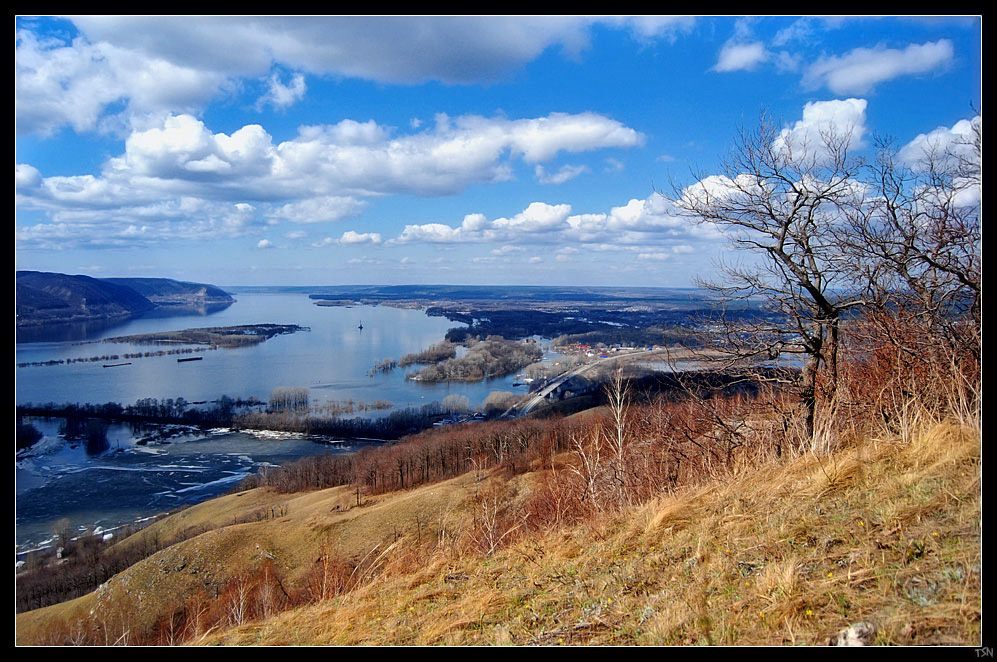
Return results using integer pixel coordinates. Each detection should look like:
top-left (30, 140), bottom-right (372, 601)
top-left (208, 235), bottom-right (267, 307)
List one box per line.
top-left (15, 16), bottom-right (982, 288)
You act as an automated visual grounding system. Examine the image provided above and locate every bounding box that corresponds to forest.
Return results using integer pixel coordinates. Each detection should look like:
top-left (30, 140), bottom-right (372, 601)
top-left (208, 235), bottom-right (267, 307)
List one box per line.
top-left (406, 336), bottom-right (543, 382)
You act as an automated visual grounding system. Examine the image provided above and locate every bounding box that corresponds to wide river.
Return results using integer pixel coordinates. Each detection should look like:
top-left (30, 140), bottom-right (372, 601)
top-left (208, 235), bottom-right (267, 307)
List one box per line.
top-left (15, 292), bottom-right (542, 553)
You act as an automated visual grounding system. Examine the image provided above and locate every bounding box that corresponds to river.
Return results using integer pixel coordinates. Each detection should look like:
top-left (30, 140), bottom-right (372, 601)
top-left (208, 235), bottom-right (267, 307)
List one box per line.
top-left (15, 292), bottom-right (542, 553)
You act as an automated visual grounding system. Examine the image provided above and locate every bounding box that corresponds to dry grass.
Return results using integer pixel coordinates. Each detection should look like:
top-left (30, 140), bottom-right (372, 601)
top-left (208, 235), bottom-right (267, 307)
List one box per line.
top-left (193, 417), bottom-right (980, 646)
top-left (17, 404), bottom-right (981, 647)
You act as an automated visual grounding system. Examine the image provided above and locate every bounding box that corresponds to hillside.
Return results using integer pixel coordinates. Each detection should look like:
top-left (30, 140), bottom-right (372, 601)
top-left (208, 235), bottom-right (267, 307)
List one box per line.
top-left (15, 411), bottom-right (981, 646)
top-left (15, 271), bottom-right (234, 327)
top-left (102, 277), bottom-right (233, 307)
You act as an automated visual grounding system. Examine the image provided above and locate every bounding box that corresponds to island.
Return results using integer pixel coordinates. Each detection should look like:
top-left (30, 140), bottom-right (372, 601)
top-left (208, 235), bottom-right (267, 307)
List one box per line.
top-left (103, 324), bottom-right (305, 349)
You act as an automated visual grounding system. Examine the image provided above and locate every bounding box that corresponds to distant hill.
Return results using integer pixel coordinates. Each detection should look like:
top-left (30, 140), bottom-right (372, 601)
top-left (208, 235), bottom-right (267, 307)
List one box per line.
top-left (15, 271), bottom-right (234, 327)
top-left (102, 277), bottom-right (233, 307)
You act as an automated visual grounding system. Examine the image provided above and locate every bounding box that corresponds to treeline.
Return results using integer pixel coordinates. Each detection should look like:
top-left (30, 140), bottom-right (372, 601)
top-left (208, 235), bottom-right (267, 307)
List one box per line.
top-left (233, 401), bottom-right (455, 440)
top-left (16, 390), bottom-right (487, 465)
top-left (23, 542), bottom-right (373, 645)
top-left (15, 396), bottom-right (263, 438)
top-left (399, 340), bottom-right (457, 367)
top-left (17, 346), bottom-right (211, 368)
top-left (407, 336), bottom-right (542, 383)
top-left (369, 341), bottom-right (458, 375)
top-left (431, 307), bottom-right (697, 343)
top-left (237, 369), bottom-right (767, 498)
top-left (552, 324), bottom-right (700, 349)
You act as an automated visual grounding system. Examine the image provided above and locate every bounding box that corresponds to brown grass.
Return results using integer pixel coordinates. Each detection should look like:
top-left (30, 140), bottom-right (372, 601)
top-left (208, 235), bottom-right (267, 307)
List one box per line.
top-left (185, 416), bottom-right (979, 646)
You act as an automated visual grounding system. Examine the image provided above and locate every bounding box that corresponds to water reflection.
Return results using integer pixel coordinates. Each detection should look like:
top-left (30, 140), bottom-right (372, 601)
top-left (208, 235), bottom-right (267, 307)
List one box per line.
top-left (15, 301), bottom-right (235, 343)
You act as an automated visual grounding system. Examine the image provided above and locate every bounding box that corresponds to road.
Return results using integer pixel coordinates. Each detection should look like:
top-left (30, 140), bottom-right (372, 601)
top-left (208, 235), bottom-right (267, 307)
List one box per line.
top-left (503, 348), bottom-right (698, 417)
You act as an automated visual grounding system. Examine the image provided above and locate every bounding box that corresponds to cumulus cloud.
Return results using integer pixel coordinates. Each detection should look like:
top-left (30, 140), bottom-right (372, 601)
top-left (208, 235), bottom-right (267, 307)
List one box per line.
top-left (772, 98), bottom-right (869, 158)
top-left (15, 192), bottom-right (266, 249)
top-left (339, 230), bottom-right (383, 245)
top-left (391, 194), bottom-right (715, 255)
top-left (278, 112), bottom-right (640, 197)
top-left (898, 115), bottom-right (981, 169)
top-left (110, 114), bottom-right (277, 181)
top-left (394, 203), bottom-right (571, 244)
top-left (257, 239), bottom-right (274, 249)
top-left (713, 41), bottom-right (769, 72)
top-left (16, 110), bottom-right (642, 249)
top-left (15, 27), bottom-right (225, 136)
top-left (899, 115), bottom-right (982, 208)
top-left (803, 40), bottom-right (954, 94)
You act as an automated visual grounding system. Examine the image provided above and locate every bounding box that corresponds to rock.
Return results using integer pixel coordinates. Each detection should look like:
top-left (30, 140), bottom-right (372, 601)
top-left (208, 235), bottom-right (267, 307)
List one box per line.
top-left (831, 622), bottom-right (876, 646)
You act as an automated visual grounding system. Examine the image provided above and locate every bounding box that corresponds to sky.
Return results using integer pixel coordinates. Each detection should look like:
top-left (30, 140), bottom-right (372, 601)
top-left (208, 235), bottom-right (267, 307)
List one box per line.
top-left (14, 15), bottom-right (982, 288)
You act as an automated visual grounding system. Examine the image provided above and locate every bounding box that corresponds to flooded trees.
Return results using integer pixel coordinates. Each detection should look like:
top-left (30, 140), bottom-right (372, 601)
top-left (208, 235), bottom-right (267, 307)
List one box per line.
top-left (268, 387), bottom-right (310, 413)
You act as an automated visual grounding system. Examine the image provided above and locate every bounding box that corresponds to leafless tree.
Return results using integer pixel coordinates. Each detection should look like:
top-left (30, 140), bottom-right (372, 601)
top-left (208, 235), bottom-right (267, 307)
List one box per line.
top-left (675, 114), bottom-right (868, 443)
top-left (843, 120), bottom-right (980, 344)
top-left (603, 368), bottom-right (631, 509)
top-left (838, 117), bottom-right (981, 419)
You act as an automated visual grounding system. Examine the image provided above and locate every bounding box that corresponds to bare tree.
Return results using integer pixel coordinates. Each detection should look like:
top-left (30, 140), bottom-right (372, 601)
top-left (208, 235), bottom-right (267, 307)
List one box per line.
top-left (675, 114), bottom-right (868, 443)
top-left (603, 368), bottom-right (631, 509)
top-left (843, 121), bottom-right (980, 346)
top-left (838, 117), bottom-right (981, 418)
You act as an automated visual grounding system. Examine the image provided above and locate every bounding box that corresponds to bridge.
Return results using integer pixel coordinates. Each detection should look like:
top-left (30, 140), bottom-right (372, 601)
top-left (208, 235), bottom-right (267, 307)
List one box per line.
top-left (502, 348), bottom-right (700, 418)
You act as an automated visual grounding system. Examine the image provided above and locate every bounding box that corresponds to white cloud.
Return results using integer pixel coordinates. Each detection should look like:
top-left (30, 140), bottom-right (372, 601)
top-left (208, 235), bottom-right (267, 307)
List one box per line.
top-left (898, 116), bottom-right (981, 169)
top-left (714, 41), bottom-right (769, 72)
top-left (772, 98), bottom-right (869, 158)
top-left (391, 194), bottom-right (716, 256)
top-left (269, 196), bottom-right (366, 224)
top-left (772, 18), bottom-right (817, 47)
top-left (395, 202), bottom-right (572, 244)
top-left (491, 202), bottom-right (573, 234)
top-left (16, 16), bottom-right (692, 136)
top-left (16, 110), bottom-right (642, 249)
top-left (535, 163), bottom-right (589, 185)
top-left (15, 27), bottom-right (225, 136)
top-left (15, 163), bottom-right (43, 190)
top-left (339, 230), bottom-right (383, 245)
top-left (257, 71), bottom-right (307, 110)
top-left (112, 114), bottom-right (277, 181)
top-left (256, 239), bottom-right (274, 249)
top-left (804, 40), bottom-right (954, 94)
top-left (395, 222), bottom-right (466, 244)
top-left (15, 195), bottom-right (266, 249)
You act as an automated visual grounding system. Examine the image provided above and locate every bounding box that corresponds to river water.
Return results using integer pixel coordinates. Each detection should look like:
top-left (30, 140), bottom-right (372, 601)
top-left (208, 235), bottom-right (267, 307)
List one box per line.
top-left (15, 292), bottom-right (540, 553)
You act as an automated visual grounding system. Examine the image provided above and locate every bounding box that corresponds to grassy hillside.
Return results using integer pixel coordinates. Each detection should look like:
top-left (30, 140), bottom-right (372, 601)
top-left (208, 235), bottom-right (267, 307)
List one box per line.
top-left (16, 410), bottom-right (980, 646)
top-left (202, 420), bottom-right (982, 646)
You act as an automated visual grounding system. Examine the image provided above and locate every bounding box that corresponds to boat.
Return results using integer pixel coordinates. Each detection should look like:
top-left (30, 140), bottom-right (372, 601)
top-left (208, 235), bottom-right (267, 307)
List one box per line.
top-left (102, 362), bottom-right (132, 368)
top-left (177, 356), bottom-right (203, 363)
